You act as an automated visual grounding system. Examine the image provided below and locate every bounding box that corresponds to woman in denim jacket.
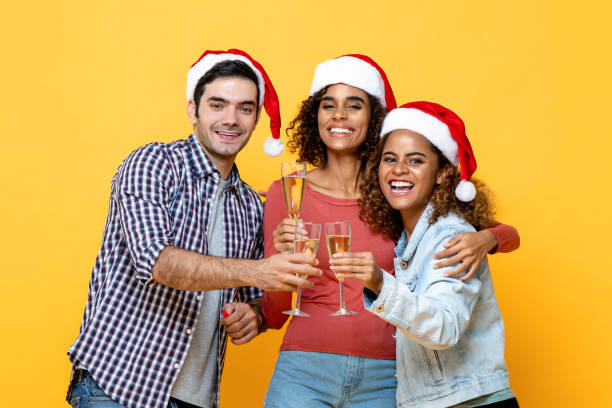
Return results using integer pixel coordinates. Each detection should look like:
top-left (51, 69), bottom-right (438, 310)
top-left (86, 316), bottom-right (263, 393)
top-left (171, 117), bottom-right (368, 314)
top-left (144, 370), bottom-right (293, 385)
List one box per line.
top-left (331, 101), bottom-right (519, 407)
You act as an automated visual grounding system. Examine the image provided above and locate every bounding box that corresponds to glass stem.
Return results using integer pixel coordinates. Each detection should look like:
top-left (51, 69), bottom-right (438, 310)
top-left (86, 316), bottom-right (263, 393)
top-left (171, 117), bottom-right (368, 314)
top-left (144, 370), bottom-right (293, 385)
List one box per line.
top-left (338, 280), bottom-right (346, 311)
top-left (295, 287), bottom-right (303, 311)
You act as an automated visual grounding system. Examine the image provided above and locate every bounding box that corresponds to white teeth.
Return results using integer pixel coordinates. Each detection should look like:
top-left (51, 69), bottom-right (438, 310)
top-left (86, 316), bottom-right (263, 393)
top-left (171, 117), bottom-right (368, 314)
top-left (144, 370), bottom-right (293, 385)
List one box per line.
top-left (391, 181), bottom-right (414, 188)
top-left (217, 131), bottom-right (239, 136)
top-left (329, 127), bottom-right (352, 134)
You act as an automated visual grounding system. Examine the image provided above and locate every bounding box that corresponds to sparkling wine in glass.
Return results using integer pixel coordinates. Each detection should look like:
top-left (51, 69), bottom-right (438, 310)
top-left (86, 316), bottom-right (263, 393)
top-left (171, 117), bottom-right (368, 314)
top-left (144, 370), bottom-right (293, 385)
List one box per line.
top-left (281, 162), bottom-right (306, 221)
top-left (325, 221), bottom-right (356, 316)
top-left (283, 221), bottom-right (321, 317)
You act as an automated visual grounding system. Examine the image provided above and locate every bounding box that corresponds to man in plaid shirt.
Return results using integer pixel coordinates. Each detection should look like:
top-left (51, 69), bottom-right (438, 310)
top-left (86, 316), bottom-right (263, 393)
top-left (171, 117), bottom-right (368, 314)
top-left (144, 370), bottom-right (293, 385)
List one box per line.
top-left (66, 49), bottom-right (321, 408)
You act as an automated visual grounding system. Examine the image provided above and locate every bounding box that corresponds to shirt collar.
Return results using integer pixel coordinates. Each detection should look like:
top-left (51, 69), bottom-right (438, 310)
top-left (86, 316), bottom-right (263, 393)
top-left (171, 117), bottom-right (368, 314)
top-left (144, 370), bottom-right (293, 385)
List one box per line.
top-left (395, 203), bottom-right (434, 260)
top-left (186, 134), bottom-right (241, 189)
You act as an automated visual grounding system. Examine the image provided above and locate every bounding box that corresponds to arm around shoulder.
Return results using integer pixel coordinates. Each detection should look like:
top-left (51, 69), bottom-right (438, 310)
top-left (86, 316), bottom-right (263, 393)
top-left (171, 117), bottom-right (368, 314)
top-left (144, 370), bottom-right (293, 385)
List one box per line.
top-left (488, 222), bottom-right (520, 253)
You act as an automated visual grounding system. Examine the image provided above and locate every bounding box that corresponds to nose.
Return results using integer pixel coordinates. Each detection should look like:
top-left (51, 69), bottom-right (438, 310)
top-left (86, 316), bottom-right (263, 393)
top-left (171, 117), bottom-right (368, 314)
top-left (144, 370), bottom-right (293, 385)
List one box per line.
top-left (392, 161), bottom-right (408, 175)
top-left (221, 107), bottom-right (239, 126)
top-left (333, 106), bottom-right (348, 120)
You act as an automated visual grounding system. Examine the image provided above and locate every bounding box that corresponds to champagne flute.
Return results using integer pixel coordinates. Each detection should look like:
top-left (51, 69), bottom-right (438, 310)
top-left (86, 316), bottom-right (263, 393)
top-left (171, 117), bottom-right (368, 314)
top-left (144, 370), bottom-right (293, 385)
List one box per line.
top-left (282, 221), bottom-right (321, 317)
top-left (281, 162), bottom-right (306, 221)
top-left (325, 221), bottom-right (356, 316)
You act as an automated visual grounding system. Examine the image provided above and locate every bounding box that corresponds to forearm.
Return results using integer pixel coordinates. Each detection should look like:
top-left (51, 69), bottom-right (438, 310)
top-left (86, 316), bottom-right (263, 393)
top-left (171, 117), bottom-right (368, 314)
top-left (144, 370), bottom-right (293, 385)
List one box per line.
top-left (152, 246), bottom-right (255, 291)
top-left (369, 272), bottom-right (478, 350)
top-left (487, 222), bottom-right (520, 254)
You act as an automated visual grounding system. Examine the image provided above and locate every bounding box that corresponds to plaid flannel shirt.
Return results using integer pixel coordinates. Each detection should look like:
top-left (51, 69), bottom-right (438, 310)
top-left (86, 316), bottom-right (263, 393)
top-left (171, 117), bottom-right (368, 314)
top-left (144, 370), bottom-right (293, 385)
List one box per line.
top-left (67, 134), bottom-right (264, 408)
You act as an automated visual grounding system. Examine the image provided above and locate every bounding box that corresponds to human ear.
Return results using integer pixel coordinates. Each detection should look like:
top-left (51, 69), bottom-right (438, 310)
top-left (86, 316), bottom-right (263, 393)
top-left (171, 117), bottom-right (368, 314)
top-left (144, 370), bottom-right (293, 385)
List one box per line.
top-left (186, 100), bottom-right (198, 125)
top-left (255, 106), bottom-right (262, 124)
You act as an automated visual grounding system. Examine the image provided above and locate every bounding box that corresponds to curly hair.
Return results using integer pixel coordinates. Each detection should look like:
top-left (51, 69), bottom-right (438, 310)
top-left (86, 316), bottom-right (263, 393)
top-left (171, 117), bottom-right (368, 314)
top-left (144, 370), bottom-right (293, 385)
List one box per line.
top-left (359, 133), bottom-right (496, 241)
top-left (286, 86), bottom-right (386, 168)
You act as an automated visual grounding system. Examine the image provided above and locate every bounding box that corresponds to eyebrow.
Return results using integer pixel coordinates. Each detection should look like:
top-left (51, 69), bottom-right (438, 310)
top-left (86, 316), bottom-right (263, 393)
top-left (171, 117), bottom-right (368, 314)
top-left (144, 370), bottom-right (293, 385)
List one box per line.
top-left (207, 96), bottom-right (256, 106)
top-left (406, 152), bottom-right (427, 158)
top-left (382, 151), bottom-right (427, 158)
top-left (321, 96), bottom-right (366, 104)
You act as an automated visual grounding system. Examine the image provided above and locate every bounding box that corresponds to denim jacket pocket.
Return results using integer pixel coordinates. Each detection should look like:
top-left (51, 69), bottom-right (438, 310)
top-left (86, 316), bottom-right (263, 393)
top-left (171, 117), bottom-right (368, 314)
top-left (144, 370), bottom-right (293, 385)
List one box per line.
top-left (420, 347), bottom-right (444, 383)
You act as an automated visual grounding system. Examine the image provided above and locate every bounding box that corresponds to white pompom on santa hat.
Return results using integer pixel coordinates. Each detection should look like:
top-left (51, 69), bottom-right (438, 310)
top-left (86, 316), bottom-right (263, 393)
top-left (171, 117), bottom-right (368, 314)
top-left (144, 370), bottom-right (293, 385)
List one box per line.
top-left (186, 49), bottom-right (284, 157)
top-left (309, 54), bottom-right (397, 111)
top-left (380, 101), bottom-right (478, 202)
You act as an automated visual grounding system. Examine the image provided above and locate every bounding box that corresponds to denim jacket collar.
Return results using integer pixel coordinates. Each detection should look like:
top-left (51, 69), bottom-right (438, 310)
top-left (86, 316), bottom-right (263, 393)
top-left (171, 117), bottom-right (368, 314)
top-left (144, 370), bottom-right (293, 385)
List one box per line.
top-left (395, 203), bottom-right (434, 261)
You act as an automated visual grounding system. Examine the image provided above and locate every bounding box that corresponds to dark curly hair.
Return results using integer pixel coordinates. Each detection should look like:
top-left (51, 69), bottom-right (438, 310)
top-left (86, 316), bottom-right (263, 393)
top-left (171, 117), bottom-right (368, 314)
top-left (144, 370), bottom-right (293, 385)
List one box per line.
top-left (286, 86), bottom-right (386, 168)
top-left (359, 133), bottom-right (496, 241)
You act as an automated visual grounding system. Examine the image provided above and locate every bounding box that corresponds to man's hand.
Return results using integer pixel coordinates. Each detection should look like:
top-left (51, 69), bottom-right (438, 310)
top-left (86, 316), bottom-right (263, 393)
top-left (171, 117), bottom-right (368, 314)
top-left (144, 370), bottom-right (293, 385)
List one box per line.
top-left (433, 229), bottom-right (497, 281)
top-left (252, 253), bottom-right (322, 291)
top-left (221, 302), bottom-right (261, 345)
top-left (329, 252), bottom-right (384, 295)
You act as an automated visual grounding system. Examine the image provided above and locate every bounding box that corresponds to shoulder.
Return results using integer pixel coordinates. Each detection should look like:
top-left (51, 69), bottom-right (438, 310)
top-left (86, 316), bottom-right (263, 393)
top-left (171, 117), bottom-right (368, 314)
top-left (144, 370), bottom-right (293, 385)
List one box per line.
top-left (119, 140), bottom-right (185, 173)
top-left (114, 140), bottom-right (185, 188)
top-left (264, 179), bottom-right (284, 203)
top-left (429, 212), bottom-right (476, 240)
top-left (267, 178), bottom-right (283, 194)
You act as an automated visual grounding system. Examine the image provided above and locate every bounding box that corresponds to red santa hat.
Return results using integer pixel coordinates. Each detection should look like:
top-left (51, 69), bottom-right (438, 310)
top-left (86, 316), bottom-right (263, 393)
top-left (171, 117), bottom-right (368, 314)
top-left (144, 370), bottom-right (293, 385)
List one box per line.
top-left (380, 101), bottom-right (478, 202)
top-left (186, 49), bottom-right (283, 157)
top-left (309, 54), bottom-right (397, 111)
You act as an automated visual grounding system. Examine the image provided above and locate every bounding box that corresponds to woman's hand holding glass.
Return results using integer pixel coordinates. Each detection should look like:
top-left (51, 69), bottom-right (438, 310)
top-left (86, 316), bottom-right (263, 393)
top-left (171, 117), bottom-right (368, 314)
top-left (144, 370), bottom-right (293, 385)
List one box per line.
top-left (273, 218), bottom-right (299, 254)
top-left (329, 252), bottom-right (384, 295)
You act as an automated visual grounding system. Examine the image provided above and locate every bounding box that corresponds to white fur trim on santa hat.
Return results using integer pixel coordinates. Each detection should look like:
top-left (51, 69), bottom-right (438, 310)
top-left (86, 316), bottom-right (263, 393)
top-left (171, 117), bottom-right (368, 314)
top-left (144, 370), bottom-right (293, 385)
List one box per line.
top-left (309, 56), bottom-right (386, 107)
top-left (264, 137), bottom-right (284, 157)
top-left (455, 180), bottom-right (476, 202)
top-left (380, 108), bottom-right (459, 166)
top-left (187, 54), bottom-right (265, 105)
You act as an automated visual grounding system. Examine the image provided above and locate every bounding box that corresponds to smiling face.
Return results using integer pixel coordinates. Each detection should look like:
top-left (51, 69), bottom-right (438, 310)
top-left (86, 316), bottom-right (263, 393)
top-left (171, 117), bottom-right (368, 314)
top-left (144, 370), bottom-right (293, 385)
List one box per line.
top-left (187, 76), bottom-right (259, 168)
top-left (317, 83), bottom-right (371, 155)
top-left (378, 129), bottom-right (447, 231)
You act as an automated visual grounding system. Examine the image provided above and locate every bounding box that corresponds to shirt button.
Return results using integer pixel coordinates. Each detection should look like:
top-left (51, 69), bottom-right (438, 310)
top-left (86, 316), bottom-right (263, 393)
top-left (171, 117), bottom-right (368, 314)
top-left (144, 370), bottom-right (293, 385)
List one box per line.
top-left (376, 305), bottom-right (385, 313)
top-left (186, 329), bottom-right (192, 335)
top-left (400, 261), bottom-right (408, 269)
top-left (196, 295), bottom-right (202, 301)
top-left (207, 198), bottom-right (212, 203)
top-left (174, 363), bottom-right (180, 369)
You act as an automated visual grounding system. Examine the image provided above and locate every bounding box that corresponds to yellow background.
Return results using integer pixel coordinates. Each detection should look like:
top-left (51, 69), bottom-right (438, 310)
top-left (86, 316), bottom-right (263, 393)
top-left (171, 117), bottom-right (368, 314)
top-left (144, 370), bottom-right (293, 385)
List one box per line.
top-left (1, 1), bottom-right (610, 406)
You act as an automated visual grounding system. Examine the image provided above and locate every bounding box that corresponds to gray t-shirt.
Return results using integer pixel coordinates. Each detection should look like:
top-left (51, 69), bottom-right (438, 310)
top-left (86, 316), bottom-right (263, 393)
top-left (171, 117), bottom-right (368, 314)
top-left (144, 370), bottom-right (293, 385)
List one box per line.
top-left (171, 177), bottom-right (229, 407)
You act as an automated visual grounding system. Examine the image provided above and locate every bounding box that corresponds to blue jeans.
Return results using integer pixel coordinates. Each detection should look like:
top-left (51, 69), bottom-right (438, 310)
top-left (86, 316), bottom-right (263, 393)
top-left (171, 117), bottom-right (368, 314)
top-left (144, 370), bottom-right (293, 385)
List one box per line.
top-left (67, 371), bottom-right (201, 408)
top-left (264, 351), bottom-right (397, 408)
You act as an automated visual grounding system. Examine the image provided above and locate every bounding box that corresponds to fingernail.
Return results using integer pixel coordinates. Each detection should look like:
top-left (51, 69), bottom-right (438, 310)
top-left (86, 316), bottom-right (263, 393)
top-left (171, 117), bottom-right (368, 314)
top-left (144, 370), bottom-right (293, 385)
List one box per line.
top-left (433, 264), bottom-right (439, 269)
top-left (221, 310), bottom-right (230, 318)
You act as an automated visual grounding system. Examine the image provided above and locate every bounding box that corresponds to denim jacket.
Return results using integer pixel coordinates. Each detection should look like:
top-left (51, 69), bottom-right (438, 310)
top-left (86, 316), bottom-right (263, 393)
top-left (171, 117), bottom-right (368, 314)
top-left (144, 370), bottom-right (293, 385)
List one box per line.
top-left (364, 204), bottom-right (511, 408)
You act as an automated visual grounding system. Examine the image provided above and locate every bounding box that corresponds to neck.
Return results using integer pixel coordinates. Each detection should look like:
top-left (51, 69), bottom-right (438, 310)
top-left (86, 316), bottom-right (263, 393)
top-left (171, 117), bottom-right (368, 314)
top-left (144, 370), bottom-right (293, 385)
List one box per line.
top-left (316, 151), bottom-right (363, 198)
top-left (196, 138), bottom-right (234, 180)
top-left (400, 204), bottom-right (427, 236)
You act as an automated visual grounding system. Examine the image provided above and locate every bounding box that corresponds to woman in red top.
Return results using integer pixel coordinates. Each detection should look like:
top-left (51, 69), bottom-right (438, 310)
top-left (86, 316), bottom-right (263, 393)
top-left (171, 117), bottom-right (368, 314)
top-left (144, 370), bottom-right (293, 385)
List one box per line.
top-left (262, 55), bottom-right (520, 408)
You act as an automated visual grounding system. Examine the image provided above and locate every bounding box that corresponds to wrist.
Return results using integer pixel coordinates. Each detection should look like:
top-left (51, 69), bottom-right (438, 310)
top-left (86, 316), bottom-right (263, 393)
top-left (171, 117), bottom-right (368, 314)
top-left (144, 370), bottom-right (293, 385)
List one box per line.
top-left (484, 228), bottom-right (498, 253)
top-left (238, 259), bottom-right (258, 287)
top-left (370, 267), bottom-right (384, 295)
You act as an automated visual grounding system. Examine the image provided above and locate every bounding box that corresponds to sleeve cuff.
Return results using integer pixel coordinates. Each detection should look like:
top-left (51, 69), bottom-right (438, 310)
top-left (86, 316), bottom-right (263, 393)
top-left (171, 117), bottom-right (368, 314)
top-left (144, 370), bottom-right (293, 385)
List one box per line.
top-left (135, 240), bottom-right (170, 285)
top-left (238, 286), bottom-right (263, 303)
top-left (366, 270), bottom-right (398, 318)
